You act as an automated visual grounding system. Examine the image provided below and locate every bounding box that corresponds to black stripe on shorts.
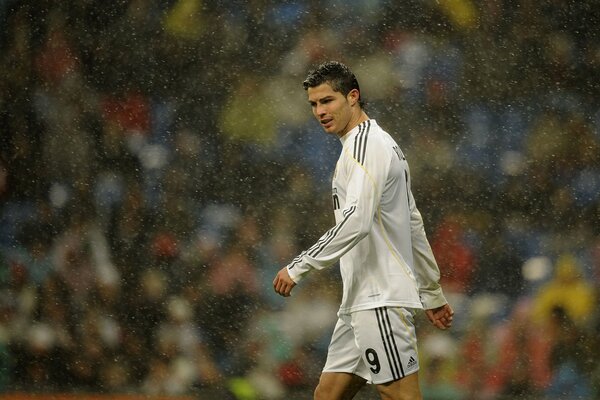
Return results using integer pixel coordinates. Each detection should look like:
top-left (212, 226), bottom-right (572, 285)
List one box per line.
top-left (375, 307), bottom-right (405, 381)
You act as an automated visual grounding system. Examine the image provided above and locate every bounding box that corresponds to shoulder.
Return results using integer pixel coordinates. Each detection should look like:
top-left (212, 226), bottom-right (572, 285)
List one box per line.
top-left (356, 131), bottom-right (394, 171)
top-left (341, 121), bottom-right (395, 166)
top-left (364, 122), bottom-right (395, 155)
top-left (349, 120), bottom-right (386, 150)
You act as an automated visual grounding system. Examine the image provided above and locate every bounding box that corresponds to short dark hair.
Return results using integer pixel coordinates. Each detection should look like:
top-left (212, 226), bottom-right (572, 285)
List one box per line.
top-left (303, 61), bottom-right (365, 108)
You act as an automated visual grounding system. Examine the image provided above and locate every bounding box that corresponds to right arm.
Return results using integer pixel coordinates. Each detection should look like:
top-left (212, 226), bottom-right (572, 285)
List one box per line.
top-left (284, 136), bottom-right (390, 284)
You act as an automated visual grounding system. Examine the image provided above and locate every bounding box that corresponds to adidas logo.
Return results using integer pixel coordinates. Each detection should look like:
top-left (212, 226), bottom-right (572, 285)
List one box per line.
top-left (406, 356), bottom-right (417, 370)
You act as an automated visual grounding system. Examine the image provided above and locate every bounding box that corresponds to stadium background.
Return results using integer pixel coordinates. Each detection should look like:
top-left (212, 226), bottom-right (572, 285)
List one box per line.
top-left (0, 0), bottom-right (599, 399)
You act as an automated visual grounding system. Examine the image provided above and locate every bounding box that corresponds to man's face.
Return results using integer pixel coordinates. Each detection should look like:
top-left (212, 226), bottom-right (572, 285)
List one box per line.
top-left (307, 82), bottom-right (356, 137)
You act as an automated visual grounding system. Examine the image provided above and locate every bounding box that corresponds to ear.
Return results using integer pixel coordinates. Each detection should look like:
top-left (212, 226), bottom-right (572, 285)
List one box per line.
top-left (347, 89), bottom-right (360, 106)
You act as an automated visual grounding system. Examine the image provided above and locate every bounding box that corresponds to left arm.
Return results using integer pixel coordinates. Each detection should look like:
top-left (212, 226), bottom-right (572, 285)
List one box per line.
top-left (409, 203), bottom-right (448, 309)
top-left (425, 304), bottom-right (454, 330)
top-left (405, 161), bottom-right (452, 328)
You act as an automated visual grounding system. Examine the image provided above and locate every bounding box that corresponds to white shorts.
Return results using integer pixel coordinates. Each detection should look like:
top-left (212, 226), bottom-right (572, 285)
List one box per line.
top-left (322, 306), bottom-right (419, 384)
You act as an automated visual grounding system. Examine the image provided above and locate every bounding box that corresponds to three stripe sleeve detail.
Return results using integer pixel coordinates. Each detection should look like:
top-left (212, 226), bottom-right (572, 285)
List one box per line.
top-left (288, 205), bottom-right (357, 270)
top-left (353, 120), bottom-right (370, 165)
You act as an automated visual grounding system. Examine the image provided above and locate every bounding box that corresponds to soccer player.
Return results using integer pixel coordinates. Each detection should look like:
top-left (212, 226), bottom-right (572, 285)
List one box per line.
top-left (273, 61), bottom-right (453, 400)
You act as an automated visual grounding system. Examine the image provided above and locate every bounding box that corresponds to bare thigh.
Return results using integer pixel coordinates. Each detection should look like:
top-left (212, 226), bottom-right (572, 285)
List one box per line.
top-left (314, 372), bottom-right (367, 400)
top-left (375, 372), bottom-right (422, 400)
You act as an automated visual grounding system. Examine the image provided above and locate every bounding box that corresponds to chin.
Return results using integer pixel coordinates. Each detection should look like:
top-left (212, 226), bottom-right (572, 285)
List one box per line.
top-left (323, 125), bottom-right (336, 134)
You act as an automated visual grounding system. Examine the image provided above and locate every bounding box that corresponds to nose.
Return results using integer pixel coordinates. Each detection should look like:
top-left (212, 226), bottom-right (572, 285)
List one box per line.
top-left (315, 104), bottom-right (326, 117)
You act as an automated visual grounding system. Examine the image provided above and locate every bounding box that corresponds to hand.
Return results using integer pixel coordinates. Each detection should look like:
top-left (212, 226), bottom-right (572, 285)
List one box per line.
top-left (273, 267), bottom-right (296, 297)
top-left (425, 303), bottom-right (454, 330)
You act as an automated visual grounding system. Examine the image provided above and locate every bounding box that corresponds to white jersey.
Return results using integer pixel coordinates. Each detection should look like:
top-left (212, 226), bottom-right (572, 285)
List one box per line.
top-left (287, 120), bottom-right (447, 314)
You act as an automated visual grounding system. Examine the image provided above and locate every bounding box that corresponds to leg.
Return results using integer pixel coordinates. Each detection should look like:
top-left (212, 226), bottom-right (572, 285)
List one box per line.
top-left (375, 372), bottom-right (422, 400)
top-left (317, 315), bottom-right (369, 400)
top-left (314, 371), bottom-right (367, 400)
top-left (350, 307), bottom-right (422, 400)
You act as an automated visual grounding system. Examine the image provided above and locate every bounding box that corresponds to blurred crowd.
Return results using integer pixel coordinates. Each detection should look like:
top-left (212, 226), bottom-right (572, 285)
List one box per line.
top-left (1, 0), bottom-right (600, 399)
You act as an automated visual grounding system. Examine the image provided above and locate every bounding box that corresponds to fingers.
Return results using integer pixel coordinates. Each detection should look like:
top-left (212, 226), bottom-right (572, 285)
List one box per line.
top-left (437, 314), bottom-right (453, 329)
top-left (439, 306), bottom-right (454, 328)
top-left (433, 320), bottom-right (448, 330)
top-left (426, 305), bottom-right (454, 330)
top-left (273, 278), bottom-right (291, 297)
top-left (273, 269), bottom-right (295, 297)
top-left (430, 313), bottom-right (450, 330)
